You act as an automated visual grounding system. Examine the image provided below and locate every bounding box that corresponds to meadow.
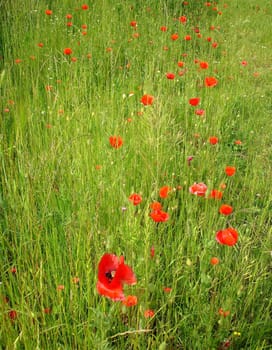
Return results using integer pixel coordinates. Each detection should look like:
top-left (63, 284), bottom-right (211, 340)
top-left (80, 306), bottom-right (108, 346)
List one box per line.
top-left (0, 0), bottom-right (271, 349)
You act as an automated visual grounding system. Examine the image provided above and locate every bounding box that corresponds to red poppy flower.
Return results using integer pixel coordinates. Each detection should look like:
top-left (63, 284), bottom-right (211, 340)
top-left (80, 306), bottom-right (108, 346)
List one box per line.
top-left (209, 189), bottom-right (223, 200)
top-left (66, 14), bottom-right (72, 19)
top-left (166, 72), bottom-right (175, 80)
top-left (150, 245), bottom-right (155, 258)
top-left (195, 109), bottom-right (205, 116)
top-left (199, 61), bottom-right (209, 69)
top-left (45, 9), bottom-right (52, 16)
top-left (189, 182), bottom-right (208, 197)
top-left (150, 209), bottom-right (169, 222)
top-left (160, 26), bottom-right (167, 32)
top-left (184, 35), bottom-right (191, 41)
top-left (150, 201), bottom-right (162, 211)
top-left (189, 97), bottom-right (200, 106)
top-left (130, 21), bottom-right (137, 27)
top-left (216, 228), bottom-right (238, 246)
top-left (219, 204), bottom-right (233, 215)
top-left (122, 295), bottom-right (138, 307)
top-left (67, 22), bottom-right (73, 27)
top-left (81, 4), bottom-right (89, 10)
top-left (109, 136), bottom-right (123, 148)
top-left (210, 257), bottom-right (219, 265)
top-left (144, 309), bottom-right (155, 318)
top-left (159, 186), bottom-right (171, 198)
top-left (171, 33), bottom-right (179, 41)
top-left (96, 254), bottom-right (137, 301)
top-left (8, 310), bottom-right (17, 320)
top-left (209, 136), bottom-right (218, 145)
top-left (205, 77), bottom-right (218, 87)
top-left (225, 166), bottom-right (236, 176)
top-left (141, 94), bottom-right (154, 106)
top-left (177, 61), bottom-right (184, 67)
top-left (179, 16), bottom-right (187, 23)
top-left (129, 193), bottom-right (142, 205)
top-left (63, 48), bottom-right (72, 55)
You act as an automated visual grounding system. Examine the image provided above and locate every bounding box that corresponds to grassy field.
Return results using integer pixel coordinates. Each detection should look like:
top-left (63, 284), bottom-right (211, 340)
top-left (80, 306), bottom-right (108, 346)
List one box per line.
top-left (0, 0), bottom-right (271, 349)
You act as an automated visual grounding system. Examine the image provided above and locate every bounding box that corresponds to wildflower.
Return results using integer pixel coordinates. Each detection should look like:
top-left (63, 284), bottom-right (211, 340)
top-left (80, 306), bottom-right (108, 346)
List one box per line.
top-left (122, 295), bottom-right (138, 307)
top-left (177, 61), bottom-right (184, 67)
top-left (241, 60), bottom-right (248, 66)
top-left (184, 35), bottom-right (191, 41)
top-left (150, 209), bottom-right (169, 222)
top-left (166, 72), bottom-right (175, 80)
top-left (10, 267), bottom-right (17, 274)
top-left (210, 257), bottom-right (219, 265)
top-left (130, 21), bottom-right (137, 27)
top-left (209, 136), bottom-right (219, 145)
top-left (57, 285), bottom-right (65, 291)
top-left (81, 4), bottom-right (89, 10)
top-left (171, 33), bottom-right (179, 41)
top-left (43, 307), bottom-right (52, 314)
top-left (218, 308), bottom-right (230, 317)
top-left (160, 26), bottom-right (167, 32)
top-left (219, 204), bottom-right (233, 216)
top-left (205, 76), bottom-right (218, 87)
top-left (209, 189), bottom-right (223, 199)
top-left (144, 309), bottom-right (155, 318)
top-left (163, 287), bottom-right (172, 293)
top-left (150, 246), bottom-right (155, 258)
top-left (45, 9), bottom-right (52, 15)
top-left (37, 42), bottom-right (44, 48)
top-left (216, 227), bottom-right (238, 246)
top-left (179, 16), bottom-right (187, 23)
top-left (212, 42), bottom-right (218, 48)
top-left (141, 94), bottom-right (154, 106)
top-left (129, 193), bottom-right (142, 205)
top-left (195, 109), bottom-right (205, 116)
top-left (189, 182), bottom-right (208, 197)
top-left (66, 14), bottom-right (72, 19)
top-left (225, 166), bottom-right (236, 176)
top-left (72, 277), bottom-right (80, 284)
top-left (63, 48), bottom-right (72, 55)
top-left (187, 155), bottom-right (194, 166)
top-left (67, 22), bottom-right (73, 27)
top-left (234, 140), bottom-right (242, 145)
top-left (159, 186), bottom-right (171, 199)
top-left (189, 97), bottom-right (200, 106)
top-left (150, 202), bottom-right (162, 211)
top-left (199, 61), bottom-right (209, 69)
top-left (109, 136), bottom-right (123, 148)
top-left (96, 253), bottom-right (137, 301)
top-left (8, 310), bottom-right (17, 320)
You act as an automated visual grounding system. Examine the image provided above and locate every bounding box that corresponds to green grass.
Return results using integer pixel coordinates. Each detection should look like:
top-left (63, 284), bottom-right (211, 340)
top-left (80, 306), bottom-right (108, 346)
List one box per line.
top-left (0, 0), bottom-right (272, 349)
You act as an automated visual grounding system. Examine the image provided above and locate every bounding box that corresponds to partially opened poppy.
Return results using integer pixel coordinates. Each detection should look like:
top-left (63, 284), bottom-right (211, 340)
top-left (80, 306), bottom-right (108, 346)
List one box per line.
top-left (159, 186), bottom-right (171, 198)
top-left (199, 61), bottom-right (209, 69)
top-left (150, 201), bottom-right (162, 210)
top-left (109, 136), bottom-right (123, 148)
top-left (97, 254), bottom-right (137, 301)
top-left (219, 204), bottom-right (233, 215)
top-left (166, 73), bottom-right (175, 80)
top-left (141, 94), bottom-right (154, 106)
top-left (216, 227), bottom-right (238, 246)
top-left (205, 76), bottom-right (218, 87)
top-left (129, 193), bottom-right (142, 205)
top-left (63, 48), bottom-right (72, 55)
top-left (189, 182), bottom-right (208, 197)
top-left (209, 189), bottom-right (223, 199)
top-left (189, 97), bottom-right (200, 106)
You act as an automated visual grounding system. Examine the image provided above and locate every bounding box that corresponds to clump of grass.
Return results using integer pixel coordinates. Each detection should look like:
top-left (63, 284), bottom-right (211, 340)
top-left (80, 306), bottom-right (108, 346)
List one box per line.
top-left (0, 1), bottom-right (271, 349)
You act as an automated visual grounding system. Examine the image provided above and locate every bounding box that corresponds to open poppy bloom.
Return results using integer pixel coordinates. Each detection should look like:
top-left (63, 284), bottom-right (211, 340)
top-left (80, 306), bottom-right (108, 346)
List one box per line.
top-left (205, 76), bottom-right (218, 87)
top-left (189, 182), bottom-right (208, 197)
top-left (166, 72), bottom-right (175, 80)
top-left (141, 94), bottom-right (154, 106)
top-left (150, 209), bottom-right (169, 222)
top-left (209, 136), bottom-right (219, 145)
top-left (129, 193), bottom-right (142, 205)
top-left (209, 189), bottom-right (223, 199)
top-left (225, 166), bottom-right (236, 176)
top-left (96, 254), bottom-right (137, 301)
top-left (216, 227), bottom-right (238, 246)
